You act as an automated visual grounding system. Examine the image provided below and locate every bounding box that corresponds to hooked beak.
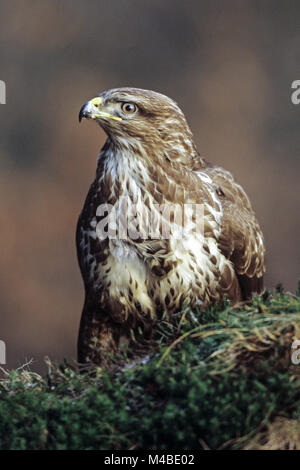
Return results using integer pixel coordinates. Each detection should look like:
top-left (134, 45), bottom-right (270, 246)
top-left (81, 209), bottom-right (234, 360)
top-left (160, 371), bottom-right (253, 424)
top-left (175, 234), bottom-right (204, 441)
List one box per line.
top-left (78, 96), bottom-right (122, 123)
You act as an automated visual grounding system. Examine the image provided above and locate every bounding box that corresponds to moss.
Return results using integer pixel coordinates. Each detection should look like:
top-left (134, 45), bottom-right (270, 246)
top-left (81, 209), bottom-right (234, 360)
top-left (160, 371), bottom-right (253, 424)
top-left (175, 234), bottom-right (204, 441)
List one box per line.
top-left (0, 287), bottom-right (299, 450)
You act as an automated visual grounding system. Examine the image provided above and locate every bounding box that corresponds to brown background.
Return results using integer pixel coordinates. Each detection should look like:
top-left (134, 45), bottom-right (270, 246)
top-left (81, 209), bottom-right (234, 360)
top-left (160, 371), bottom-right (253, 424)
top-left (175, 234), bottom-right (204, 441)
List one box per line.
top-left (0, 0), bottom-right (299, 372)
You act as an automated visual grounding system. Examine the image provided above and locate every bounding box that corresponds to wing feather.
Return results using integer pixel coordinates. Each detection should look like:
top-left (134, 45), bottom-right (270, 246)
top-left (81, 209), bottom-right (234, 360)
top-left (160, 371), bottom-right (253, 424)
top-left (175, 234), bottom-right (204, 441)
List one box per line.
top-left (205, 166), bottom-right (266, 299)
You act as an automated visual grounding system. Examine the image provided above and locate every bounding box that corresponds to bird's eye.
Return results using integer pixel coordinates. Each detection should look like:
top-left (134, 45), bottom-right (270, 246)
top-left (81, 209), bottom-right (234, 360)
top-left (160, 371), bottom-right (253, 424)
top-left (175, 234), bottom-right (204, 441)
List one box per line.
top-left (121, 102), bottom-right (137, 115)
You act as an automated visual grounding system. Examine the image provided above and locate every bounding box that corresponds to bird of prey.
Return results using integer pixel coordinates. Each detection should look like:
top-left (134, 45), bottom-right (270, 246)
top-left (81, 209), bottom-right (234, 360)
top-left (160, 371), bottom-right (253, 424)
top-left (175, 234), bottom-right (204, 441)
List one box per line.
top-left (77, 87), bottom-right (265, 366)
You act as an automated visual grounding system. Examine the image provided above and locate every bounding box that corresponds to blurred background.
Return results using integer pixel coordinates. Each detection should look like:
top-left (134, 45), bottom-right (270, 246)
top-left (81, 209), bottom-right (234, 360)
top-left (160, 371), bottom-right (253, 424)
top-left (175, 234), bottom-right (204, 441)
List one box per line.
top-left (0, 0), bottom-right (299, 372)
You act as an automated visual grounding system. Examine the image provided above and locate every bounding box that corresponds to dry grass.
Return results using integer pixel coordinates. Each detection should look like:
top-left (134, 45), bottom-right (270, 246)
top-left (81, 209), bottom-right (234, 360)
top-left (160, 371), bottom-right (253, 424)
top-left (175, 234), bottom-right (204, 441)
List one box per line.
top-left (244, 417), bottom-right (300, 450)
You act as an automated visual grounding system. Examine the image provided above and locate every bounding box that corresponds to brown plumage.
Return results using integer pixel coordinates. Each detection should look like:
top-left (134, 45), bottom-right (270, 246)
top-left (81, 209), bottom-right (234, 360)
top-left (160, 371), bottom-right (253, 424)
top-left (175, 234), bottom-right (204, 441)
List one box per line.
top-left (76, 88), bottom-right (265, 366)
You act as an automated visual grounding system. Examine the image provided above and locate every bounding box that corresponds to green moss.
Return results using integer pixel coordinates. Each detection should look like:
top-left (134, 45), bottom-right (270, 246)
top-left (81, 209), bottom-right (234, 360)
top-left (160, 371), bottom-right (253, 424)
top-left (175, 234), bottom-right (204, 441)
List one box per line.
top-left (0, 288), bottom-right (299, 450)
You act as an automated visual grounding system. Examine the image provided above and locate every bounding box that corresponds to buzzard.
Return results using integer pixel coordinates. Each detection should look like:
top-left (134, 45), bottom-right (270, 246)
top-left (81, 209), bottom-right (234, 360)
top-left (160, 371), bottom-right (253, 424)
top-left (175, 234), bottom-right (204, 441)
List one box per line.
top-left (77, 88), bottom-right (265, 366)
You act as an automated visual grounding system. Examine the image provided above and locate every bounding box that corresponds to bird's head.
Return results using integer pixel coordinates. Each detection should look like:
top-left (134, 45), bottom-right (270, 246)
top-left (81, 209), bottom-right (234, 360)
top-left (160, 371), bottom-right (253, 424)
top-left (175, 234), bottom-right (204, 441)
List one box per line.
top-left (79, 88), bottom-right (196, 158)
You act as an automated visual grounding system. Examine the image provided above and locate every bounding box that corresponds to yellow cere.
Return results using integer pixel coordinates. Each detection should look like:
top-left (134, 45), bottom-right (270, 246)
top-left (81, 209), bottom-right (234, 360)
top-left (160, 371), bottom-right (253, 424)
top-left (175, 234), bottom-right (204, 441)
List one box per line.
top-left (90, 97), bottom-right (103, 107)
top-left (90, 96), bottom-right (122, 122)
